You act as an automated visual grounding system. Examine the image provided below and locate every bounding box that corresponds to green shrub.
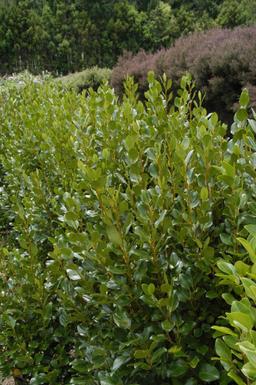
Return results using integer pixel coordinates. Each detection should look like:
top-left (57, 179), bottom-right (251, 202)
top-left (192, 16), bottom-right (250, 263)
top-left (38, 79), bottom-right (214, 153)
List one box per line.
top-left (1, 74), bottom-right (256, 384)
top-left (216, 0), bottom-right (256, 28)
top-left (213, 224), bottom-right (256, 384)
top-left (0, 71), bottom-right (51, 92)
top-left (57, 66), bottom-right (112, 92)
top-left (111, 26), bottom-right (256, 123)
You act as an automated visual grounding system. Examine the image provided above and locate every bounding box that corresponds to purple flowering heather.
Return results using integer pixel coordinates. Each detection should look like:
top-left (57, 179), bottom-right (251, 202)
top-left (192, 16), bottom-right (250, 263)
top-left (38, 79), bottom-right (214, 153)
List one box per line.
top-left (111, 26), bottom-right (256, 121)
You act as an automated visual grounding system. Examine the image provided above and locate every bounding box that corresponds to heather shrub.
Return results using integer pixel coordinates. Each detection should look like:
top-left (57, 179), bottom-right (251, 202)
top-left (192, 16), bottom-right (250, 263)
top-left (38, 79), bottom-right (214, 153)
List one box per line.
top-left (57, 66), bottom-right (112, 92)
top-left (111, 26), bottom-right (256, 122)
top-left (110, 50), bottom-right (165, 96)
top-left (1, 75), bottom-right (256, 385)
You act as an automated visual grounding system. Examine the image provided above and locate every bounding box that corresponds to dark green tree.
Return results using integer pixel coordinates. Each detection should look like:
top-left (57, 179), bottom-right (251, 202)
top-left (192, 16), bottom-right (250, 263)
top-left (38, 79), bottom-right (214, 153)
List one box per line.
top-left (0, 0), bottom-right (254, 75)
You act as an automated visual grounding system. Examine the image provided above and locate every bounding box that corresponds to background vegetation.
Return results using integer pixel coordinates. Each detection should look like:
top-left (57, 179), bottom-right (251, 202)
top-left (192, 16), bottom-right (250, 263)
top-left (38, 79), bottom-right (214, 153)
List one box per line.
top-left (0, 0), bottom-right (255, 75)
top-left (111, 26), bottom-right (256, 123)
top-left (57, 67), bottom-right (112, 92)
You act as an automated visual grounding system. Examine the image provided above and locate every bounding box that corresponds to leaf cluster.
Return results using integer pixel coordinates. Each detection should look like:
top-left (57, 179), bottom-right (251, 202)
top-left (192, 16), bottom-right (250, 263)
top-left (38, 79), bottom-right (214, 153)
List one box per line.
top-left (57, 67), bottom-right (112, 93)
top-left (214, 225), bottom-right (256, 384)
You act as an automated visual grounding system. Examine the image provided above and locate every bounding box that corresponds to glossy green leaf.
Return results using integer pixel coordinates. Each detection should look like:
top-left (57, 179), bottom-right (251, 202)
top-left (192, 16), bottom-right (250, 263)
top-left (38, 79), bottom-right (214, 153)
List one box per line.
top-left (242, 362), bottom-right (256, 379)
top-left (199, 364), bottom-right (220, 382)
top-left (239, 89), bottom-right (250, 107)
top-left (226, 311), bottom-right (253, 332)
top-left (168, 359), bottom-right (188, 377)
top-left (217, 260), bottom-right (237, 276)
top-left (106, 226), bottom-right (123, 247)
top-left (113, 311), bottom-right (131, 329)
top-left (215, 338), bottom-right (232, 362)
top-left (241, 278), bottom-right (256, 301)
top-left (249, 119), bottom-right (256, 134)
top-left (161, 320), bottom-right (173, 331)
top-left (151, 347), bottom-right (167, 363)
top-left (134, 350), bottom-right (149, 359)
top-left (66, 269), bottom-right (81, 281)
top-left (200, 187), bottom-right (208, 201)
top-left (221, 293), bottom-right (236, 305)
top-left (211, 326), bottom-right (237, 337)
top-left (228, 370), bottom-right (247, 385)
top-left (235, 261), bottom-right (250, 275)
top-left (237, 237), bottom-right (256, 263)
top-left (236, 108), bottom-right (248, 122)
top-left (112, 356), bottom-right (128, 371)
top-left (147, 283), bottom-right (155, 295)
top-left (245, 225), bottom-right (256, 238)
top-left (237, 341), bottom-right (256, 367)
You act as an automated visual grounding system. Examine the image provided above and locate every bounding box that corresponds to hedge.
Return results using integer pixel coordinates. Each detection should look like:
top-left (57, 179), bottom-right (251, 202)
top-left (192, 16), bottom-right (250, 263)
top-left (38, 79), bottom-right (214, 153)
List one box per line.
top-left (0, 74), bottom-right (256, 384)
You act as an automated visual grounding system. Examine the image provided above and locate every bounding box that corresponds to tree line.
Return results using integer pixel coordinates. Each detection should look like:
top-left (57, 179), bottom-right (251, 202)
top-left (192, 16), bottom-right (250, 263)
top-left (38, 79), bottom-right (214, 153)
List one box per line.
top-left (0, 0), bottom-right (255, 75)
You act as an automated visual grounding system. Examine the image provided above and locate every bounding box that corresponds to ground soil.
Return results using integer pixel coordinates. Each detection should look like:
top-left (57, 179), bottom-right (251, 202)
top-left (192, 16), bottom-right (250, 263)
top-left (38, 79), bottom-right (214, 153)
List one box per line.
top-left (2, 378), bottom-right (15, 385)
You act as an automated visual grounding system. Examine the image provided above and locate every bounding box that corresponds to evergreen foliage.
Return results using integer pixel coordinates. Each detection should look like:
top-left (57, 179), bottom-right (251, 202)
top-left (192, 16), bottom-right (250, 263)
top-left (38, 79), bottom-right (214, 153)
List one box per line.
top-left (0, 74), bottom-right (256, 384)
top-left (214, 221), bottom-right (256, 384)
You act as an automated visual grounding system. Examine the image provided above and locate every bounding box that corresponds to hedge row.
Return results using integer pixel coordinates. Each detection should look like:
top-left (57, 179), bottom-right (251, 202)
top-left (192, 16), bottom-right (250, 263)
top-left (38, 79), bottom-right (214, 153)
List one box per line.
top-left (0, 75), bottom-right (256, 385)
top-left (0, 68), bottom-right (112, 94)
top-left (57, 67), bottom-right (112, 92)
top-left (111, 26), bottom-right (256, 123)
